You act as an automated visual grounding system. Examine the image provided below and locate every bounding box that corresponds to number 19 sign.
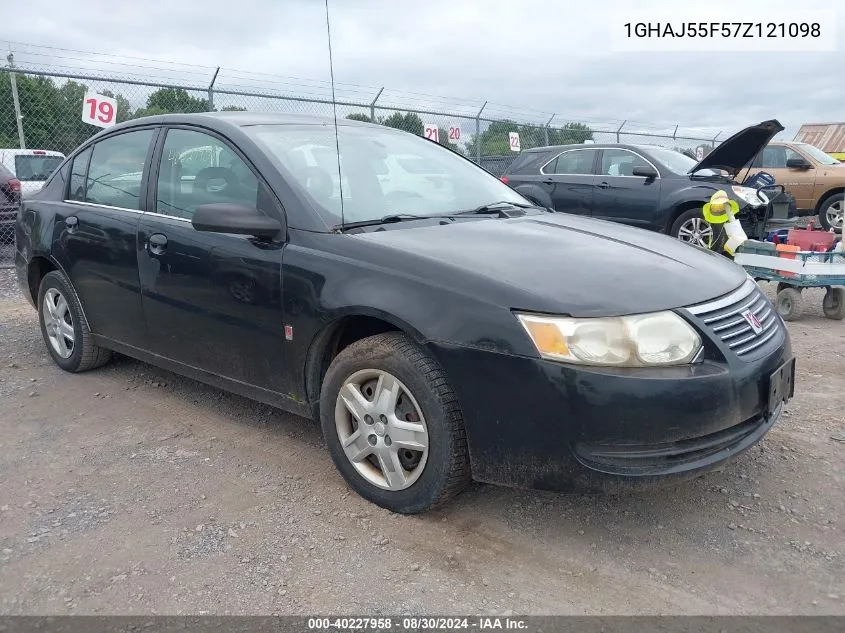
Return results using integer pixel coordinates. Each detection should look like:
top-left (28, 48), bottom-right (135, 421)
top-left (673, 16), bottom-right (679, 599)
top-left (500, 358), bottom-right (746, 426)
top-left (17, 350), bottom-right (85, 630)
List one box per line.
top-left (82, 93), bottom-right (118, 128)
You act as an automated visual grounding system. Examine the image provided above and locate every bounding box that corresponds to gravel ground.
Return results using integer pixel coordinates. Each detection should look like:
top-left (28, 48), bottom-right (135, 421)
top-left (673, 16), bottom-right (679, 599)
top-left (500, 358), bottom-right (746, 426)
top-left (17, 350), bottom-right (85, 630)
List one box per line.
top-left (0, 271), bottom-right (843, 616)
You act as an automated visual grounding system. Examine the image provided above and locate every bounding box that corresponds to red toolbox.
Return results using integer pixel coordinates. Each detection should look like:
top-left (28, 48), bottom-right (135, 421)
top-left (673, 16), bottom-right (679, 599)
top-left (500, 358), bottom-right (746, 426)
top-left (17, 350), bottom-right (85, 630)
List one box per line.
top-left (787, 224), bottom-right (837, 252)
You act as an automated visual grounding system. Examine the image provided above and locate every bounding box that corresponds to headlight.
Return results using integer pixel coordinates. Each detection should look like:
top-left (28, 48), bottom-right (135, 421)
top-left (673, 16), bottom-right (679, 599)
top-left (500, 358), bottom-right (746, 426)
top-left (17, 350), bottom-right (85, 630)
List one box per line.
top-left (731, 186), bottom-right (768, 207)
top-left (516, 311), bottom-right (701, 367)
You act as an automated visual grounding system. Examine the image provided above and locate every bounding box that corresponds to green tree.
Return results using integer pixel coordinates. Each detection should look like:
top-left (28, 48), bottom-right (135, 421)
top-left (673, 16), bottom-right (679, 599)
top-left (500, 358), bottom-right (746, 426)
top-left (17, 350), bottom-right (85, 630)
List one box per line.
top-left (465, 120), bottom-right (594, 158)
top-left (380, 111), bottom-right (423, 135)
top-left (345, 113), bottom-right (372, 123)
top-left (134, 88), bottom-right (211, 118)
top-left (555, 122), bottom-right (593, 144)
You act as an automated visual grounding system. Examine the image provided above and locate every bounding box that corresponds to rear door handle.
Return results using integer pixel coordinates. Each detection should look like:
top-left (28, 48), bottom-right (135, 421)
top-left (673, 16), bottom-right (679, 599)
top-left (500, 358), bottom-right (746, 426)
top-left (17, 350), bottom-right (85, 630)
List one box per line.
top-left (147, 233), bottom-right (168, 255)
top-left (65, 216), bottom-right (78, 233)
top-left (542, 178), bottom-right (555, 185)
top-left (597, 181), bottom-right (609, 189)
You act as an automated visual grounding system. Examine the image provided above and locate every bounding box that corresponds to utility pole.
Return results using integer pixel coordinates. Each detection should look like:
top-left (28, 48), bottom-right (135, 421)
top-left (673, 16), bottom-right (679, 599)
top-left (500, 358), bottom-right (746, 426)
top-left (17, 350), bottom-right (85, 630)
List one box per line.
top-left (7, 52), bottom-right (26, 149)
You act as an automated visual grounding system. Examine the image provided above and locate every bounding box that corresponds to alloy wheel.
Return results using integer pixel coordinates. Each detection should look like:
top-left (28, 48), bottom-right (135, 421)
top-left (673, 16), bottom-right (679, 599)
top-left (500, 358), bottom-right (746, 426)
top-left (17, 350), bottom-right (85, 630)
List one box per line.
top-left (334, 369), bottom-right (429, 491)
top-left (825, 200), bottom-right (843, 230)
top-left (42, 288), bottom-right (75, 359)
top-left (677, 217), bottom-right (713, 247)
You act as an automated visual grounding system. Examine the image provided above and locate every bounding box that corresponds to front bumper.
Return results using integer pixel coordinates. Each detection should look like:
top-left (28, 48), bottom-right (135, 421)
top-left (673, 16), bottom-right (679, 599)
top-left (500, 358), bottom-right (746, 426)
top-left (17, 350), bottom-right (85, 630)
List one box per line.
top-left (428, 291), bottom-right (792, 492)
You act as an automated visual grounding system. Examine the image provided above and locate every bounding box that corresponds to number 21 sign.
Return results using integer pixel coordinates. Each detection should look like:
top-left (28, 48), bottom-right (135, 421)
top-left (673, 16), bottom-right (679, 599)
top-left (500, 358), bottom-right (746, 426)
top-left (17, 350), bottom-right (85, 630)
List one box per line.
top-left (423, 123), bottom-right (439, 143)
top-left (82, 93), bottom-right (118, 128)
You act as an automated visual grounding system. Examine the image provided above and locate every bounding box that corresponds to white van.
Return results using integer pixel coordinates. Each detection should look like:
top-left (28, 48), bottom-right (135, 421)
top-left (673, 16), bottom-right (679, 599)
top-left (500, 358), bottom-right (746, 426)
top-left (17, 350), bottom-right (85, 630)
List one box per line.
top-left (0, 149), bottom-right (65, 197)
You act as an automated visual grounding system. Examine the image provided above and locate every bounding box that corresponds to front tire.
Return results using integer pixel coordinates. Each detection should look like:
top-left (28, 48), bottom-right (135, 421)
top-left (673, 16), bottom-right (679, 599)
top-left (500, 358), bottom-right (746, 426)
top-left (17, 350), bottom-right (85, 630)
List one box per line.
top-left (671, 208), bottom-right (713, 248)
top-left (817, 193), bottom-right (844, 232)
top-left (38, 270), bottom-right (111, 372)
top-left (320, 332), bottom-right (470, 514)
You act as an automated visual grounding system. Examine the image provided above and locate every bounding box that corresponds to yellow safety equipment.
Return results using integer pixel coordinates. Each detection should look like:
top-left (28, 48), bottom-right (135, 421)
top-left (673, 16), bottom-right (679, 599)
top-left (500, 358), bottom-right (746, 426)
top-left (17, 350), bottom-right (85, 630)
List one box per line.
top-left (702, 190), bottom-right (739, 224)
top-left (701, 191), bottom-right (747, 257)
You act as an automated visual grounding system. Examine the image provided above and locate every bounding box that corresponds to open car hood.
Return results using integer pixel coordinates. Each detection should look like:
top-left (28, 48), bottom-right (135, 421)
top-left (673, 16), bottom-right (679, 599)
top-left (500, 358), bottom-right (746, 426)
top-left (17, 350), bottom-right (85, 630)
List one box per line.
top-left (690, 119), bottom-right (785, 176)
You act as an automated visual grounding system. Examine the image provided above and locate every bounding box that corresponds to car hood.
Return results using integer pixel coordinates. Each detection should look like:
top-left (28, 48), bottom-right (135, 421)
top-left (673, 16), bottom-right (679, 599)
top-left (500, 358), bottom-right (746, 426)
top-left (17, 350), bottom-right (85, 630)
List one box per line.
top-left (355, 213), bottom-right (747, 317)
top-left (690, 119), bottom-right (785, 176)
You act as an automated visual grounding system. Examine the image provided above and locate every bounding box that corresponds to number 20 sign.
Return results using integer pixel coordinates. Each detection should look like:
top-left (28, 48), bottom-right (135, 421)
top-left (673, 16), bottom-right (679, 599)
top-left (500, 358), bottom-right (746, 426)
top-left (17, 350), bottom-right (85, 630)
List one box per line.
top-left (82, 93), bottom-right (118, 128)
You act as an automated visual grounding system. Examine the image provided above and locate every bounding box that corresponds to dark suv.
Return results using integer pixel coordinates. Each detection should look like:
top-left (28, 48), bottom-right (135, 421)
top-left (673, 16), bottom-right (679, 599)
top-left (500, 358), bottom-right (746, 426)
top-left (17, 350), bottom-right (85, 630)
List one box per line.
top-left (501, 120), bottom-right (785, 246)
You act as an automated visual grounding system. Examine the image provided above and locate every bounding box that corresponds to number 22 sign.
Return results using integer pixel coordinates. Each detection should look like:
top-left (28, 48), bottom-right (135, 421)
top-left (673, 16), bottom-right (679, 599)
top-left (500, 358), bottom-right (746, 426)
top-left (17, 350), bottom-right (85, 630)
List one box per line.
top-left (82, 93), bottom-right (118, 128)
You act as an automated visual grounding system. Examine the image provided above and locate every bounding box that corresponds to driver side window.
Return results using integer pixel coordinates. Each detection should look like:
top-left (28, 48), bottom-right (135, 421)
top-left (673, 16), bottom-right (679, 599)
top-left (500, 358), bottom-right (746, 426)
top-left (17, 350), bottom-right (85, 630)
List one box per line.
top-left (155, 129), bottom-right (262, 219)
top-left (756, 146), bottom-right (787, 168)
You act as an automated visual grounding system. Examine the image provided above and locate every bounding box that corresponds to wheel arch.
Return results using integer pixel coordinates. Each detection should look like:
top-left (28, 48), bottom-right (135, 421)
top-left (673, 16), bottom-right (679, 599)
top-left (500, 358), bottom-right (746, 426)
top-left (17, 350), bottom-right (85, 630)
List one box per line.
top-left (667, 200), bottom-right (708, 234)
top-left (304, 311), bottom-right (426, 419)
top-left (26, 255), bottom-right (57, 306)
top-left (815, 187), bottom-right (844, 212)
top-left (26, 255), bottom-right (92, 330)
top-left (513, 184), bottom-right (552, 208)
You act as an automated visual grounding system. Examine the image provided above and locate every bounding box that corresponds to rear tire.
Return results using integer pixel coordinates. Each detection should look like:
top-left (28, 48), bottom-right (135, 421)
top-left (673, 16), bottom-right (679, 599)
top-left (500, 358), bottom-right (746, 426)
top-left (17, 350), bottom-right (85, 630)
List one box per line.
top-left (37, 270), bottom-right (112, 372)
top-left (320, 332), bottom-right (471, 514)
top-left (822, 287), bottom-right (845, 320)
top-left (776, 287), bottom-right (803, 322)
top-left (817, 193), bottom-right (844, 232)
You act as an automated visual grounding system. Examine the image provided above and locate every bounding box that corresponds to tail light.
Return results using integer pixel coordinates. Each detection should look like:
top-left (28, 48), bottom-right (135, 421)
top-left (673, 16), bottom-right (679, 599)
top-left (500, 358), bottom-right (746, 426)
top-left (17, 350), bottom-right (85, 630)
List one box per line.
top-left (33, 150), bottom-right (46, 155)
top-left (8, 178), bottom-right (21, 192)
top-left (500, 176), bottom-right (509, 184)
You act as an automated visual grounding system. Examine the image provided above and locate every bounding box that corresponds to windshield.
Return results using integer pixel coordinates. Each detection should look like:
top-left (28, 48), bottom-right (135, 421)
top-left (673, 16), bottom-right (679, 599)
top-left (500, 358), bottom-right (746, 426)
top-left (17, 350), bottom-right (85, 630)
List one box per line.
top-left (643, 147), bottom-right (713, 175)
top-left (246, 124), bottom-right (527, 226)
top-left (794, 142), bottom-right (840, 165)
top-left (14, 155), bottom-right (64, 181)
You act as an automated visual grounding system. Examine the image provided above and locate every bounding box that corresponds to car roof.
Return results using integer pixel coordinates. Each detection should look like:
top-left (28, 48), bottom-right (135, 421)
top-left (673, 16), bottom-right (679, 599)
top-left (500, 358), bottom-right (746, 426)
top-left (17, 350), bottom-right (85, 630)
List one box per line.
top-left (103, 111), bottom-right (382, 135)
top-left (522, 142), bottom-right (653, 153)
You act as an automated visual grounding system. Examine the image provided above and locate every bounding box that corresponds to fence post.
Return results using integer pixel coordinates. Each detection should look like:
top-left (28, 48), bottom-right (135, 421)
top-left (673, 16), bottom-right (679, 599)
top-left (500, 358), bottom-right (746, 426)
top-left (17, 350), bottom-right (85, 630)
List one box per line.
top-left (370, 87), bottom-right (384, 123)
top-left (711, 131), bottom-right (722, 148)
top-left (616, 120), bottom-right (626, 143)
top-left (207, 67), bottom-right (220, 110)
top-left (475, 101), bottom-right (487, 164)
top-left (6, 53), bottom-right (26, 149)
top-left (672, 124), bottom-right (678, 140)
top-left (544, 114), bottom-right (555, 146)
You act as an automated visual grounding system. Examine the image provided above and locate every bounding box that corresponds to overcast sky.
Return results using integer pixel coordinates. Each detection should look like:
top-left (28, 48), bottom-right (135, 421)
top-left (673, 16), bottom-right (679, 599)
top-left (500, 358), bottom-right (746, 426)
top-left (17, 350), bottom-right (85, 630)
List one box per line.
top-left (5, 0), bottom-right (843, 138)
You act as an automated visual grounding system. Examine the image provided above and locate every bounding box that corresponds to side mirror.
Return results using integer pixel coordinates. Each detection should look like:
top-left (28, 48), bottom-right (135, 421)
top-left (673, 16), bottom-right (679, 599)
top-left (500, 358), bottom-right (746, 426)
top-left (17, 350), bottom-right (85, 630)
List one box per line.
top-left (786, 157), bottom-right (812, 170)
top-left (192, 203), bottom-right (283, 239)
top-left (632, 166), bottom-right (658, 179)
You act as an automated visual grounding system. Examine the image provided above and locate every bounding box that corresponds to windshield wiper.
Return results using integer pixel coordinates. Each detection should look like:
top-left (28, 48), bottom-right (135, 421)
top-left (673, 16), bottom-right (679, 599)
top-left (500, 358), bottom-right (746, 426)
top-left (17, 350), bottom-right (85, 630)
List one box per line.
top-left (452, 200), bottom-right (535, 216)
top-left (334, 214), bottom-right (439, 231)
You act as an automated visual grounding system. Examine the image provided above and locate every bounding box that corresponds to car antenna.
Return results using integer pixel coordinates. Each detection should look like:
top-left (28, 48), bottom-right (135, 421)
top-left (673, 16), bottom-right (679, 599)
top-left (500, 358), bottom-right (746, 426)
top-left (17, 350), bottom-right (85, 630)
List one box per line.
top-left (324, 0), bottom-right (346, 230)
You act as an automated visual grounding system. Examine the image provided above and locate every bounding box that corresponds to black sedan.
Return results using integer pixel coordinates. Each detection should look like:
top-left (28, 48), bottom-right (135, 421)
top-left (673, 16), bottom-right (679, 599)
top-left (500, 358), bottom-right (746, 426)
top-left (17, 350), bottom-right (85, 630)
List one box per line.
top-left (501, 121), bottom-right (785, 245)
top-left (15, 113), bottom-right (794, 513)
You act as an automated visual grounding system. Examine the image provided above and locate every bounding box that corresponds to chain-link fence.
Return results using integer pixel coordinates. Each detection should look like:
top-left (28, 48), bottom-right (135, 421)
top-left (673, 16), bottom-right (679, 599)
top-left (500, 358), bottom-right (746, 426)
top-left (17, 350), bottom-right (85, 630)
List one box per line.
top-left (0, 61), bottom-right (722, 267)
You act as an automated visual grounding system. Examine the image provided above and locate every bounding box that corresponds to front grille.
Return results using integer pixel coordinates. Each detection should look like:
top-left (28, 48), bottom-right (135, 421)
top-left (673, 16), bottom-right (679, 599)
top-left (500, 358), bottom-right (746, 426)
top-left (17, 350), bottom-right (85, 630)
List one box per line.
top-left (686, 279), bottom-right (782, 359)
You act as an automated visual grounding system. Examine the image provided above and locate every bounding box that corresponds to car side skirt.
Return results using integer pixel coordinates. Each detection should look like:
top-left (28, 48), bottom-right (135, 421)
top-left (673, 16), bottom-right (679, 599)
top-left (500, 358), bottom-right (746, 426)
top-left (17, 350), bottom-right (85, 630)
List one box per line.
top-left (92, 334), bottom-right (314, 420)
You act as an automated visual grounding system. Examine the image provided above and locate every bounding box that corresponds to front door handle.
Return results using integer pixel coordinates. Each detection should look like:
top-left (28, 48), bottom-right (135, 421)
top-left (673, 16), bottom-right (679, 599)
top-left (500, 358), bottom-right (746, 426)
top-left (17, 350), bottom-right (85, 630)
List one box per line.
top-left (597, 181), bottom-right (609, 189)
top-left (147, 233), bottom-right (168, 256)
top-left (542, 178), bottom-right (555, 185)
top-left (65, 216), bottom-right (78, 233)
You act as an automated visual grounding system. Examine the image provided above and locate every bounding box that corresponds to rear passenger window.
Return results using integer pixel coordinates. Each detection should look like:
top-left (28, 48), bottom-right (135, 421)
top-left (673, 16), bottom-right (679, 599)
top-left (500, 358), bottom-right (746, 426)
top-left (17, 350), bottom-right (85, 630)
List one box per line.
top-left (69, 147), bottom-right (93, 201)
top-left (544, 149), bottom-right (597, 175)
top-left (84, 130), bottom-right (154, 209)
